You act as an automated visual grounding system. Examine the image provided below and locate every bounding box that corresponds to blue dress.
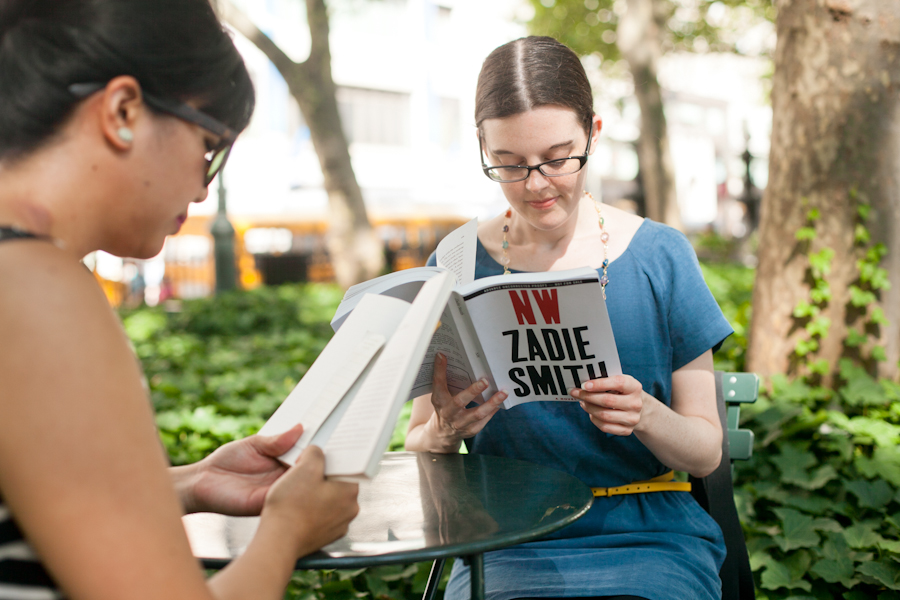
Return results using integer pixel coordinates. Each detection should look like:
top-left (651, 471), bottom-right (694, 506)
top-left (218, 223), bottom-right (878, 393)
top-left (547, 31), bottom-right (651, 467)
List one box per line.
top-left (429, 219), bottom-right (733, 600)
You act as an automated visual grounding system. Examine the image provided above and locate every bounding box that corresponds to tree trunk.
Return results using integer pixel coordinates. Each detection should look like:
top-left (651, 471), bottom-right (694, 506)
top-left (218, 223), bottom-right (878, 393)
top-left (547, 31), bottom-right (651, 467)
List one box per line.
top-left (616, 0), bottom-right (682, 230)
top-left (221, 0), bottom-right (384, 289)
top-left (747, 0), bottom-right (900, 381)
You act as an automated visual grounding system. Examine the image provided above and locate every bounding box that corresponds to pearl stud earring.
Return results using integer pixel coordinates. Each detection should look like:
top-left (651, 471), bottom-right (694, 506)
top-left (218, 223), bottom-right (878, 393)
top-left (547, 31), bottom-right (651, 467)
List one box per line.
top-left (117, 127), bottom-right (134, 143)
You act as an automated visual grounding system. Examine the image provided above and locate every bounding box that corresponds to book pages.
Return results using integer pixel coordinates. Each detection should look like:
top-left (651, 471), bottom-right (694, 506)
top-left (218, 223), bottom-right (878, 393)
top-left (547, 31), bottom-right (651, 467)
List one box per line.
top-left (435, 217), bottom-right (477, 287)
top-left (331, 270), bottom-right (443, 331)
top-left (257, 293), bottom-right (411, 465)
top-left (323, 271), bottom-right (456, 479)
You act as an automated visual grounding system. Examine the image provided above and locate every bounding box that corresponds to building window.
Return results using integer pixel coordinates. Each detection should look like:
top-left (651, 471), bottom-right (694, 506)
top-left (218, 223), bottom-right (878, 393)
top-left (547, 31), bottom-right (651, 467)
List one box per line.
top-left (337, 86), bottom-right (411, 146)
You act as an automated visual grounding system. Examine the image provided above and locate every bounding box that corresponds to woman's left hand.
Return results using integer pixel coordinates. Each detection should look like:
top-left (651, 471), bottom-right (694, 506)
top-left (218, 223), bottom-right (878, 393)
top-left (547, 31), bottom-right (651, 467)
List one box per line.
top-left (571, 375), bottom-right (645, 436)
top-left (172, 423), bottom-right (304, 515)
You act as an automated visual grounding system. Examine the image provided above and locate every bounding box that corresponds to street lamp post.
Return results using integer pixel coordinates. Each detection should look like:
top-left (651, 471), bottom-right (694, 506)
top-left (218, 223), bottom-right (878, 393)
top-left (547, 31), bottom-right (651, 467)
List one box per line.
top-left (739, 128), bottom-right (760, 234)
top-left (210, 171), bottom-right (237, 293)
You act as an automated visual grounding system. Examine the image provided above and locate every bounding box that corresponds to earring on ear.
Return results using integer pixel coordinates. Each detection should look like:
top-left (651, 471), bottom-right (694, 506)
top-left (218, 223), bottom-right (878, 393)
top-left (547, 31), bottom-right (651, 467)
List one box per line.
top-left (117, 127), bottom-right (134, 143)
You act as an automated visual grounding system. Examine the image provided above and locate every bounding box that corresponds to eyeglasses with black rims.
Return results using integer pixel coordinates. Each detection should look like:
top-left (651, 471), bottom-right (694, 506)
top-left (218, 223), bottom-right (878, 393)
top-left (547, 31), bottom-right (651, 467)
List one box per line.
top-left (479, 133), bottom-right (592, 183)
top-left (68, 82), bottom-right (237, 186)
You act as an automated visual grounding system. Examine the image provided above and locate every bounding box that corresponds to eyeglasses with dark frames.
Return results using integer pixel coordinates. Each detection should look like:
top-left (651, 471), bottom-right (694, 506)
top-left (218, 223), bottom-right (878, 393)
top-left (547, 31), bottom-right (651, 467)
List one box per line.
top-left (69, 82), bottom-right (237, 186)
top-left (479, 133), bottom-right (592, 183)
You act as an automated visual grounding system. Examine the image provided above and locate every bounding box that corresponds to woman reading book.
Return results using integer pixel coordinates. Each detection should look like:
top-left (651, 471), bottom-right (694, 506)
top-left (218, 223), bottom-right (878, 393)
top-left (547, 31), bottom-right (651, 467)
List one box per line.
top-left (0, 1), bottom-right (358, 599)
top-left (406, 36), bottom-right (733, 600)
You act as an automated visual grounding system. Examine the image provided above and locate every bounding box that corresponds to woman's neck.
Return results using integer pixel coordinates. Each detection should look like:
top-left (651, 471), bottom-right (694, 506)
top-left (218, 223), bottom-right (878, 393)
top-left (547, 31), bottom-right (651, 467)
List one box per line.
top-left (0, 149), bottom-right (102, 258)
top-left (507, 193), bottom-right (598, 251)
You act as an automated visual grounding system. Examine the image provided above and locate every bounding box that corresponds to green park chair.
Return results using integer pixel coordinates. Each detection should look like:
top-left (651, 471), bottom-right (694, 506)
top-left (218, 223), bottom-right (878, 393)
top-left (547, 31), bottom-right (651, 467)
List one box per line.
top-left (420, 371), bottom-right (760, 600)
top-left (688, 371), bottom-right (760, 600)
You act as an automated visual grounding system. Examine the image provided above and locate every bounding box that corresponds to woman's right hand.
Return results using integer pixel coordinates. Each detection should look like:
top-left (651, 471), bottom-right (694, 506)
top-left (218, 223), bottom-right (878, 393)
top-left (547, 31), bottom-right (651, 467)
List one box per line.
top-left (261, 445), bottom-right (359, 557)
top-left (423, 353), bottom-right (508, 451)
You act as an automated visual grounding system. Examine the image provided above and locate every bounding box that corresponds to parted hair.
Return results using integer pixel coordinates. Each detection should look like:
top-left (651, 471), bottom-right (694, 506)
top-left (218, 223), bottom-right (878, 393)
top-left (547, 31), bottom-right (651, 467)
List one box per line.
top-left (0, 0), bottom-right (255, 163)
top-left (475, 36), bottom-right (593, 135)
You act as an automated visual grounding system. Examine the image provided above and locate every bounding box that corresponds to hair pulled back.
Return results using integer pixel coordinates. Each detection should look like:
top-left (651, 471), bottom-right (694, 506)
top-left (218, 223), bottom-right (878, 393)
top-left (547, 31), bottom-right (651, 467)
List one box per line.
top-left (0, 0), bottom-right (255, 163)
top-left (475, 36), bottom-right (593, 136)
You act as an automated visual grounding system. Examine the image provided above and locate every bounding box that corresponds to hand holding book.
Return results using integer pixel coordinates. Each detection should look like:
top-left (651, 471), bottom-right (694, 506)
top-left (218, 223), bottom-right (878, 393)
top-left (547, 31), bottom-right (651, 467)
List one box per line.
top-left (411, 352), bottom-right (508, 453)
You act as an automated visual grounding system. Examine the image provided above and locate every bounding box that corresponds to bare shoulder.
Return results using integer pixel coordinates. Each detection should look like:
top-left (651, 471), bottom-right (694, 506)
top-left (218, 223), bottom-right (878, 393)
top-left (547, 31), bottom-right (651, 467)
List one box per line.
top-left (602, 202), bottom-right (644, 240)
top-left (0, 242), bottom-right (207, 599)
top-left (0, 241), bottom-right (123, 347)
top-left (599, 202), bottom-right (644, 261)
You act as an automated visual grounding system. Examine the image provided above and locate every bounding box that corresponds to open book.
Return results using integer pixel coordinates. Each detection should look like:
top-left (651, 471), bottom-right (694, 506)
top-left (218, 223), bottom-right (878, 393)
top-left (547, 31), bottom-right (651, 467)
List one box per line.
top-left (258, 272), bottom-right (457, 480)
top-left (331, 219), bottom-right (622, 410)
top-left (258, 220), bottom-right (621, 480)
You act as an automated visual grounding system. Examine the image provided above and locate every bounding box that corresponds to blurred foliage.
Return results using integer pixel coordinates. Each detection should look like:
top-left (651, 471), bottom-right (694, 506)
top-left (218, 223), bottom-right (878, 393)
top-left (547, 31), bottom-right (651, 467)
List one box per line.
top-left (122, 283), bottom-right (436, 600)
top-left (528, 0), bottom-right (775, 66)
top-left (735, 368), bottom-right (900, 598)
top-left (283, 562), bottom-right (448, 600)
top-left (701, 260), bottom-right (754, 373)
top-left (121, 252), bottom-right (899, 599)
top-left (121, 284), bottom-right (343, 465)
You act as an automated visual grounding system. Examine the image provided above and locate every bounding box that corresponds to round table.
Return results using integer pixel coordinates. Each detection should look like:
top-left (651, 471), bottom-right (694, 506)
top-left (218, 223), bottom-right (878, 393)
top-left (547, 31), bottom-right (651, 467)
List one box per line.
top-left (183, 452), bottom-right (594, 599)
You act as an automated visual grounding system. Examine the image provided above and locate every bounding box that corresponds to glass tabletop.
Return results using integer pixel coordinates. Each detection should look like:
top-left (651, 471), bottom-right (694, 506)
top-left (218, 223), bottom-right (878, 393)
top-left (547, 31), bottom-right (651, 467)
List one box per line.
top-left (183, 451), bottom-right (593, 569)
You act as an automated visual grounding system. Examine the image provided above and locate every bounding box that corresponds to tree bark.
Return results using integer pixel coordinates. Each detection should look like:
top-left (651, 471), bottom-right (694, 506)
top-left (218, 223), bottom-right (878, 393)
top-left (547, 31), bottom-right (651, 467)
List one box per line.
top-left (747, 0), bottom-right (900, 380)
top-left (616, 0), bottom-right (682, 230)
top-left (220, 0), bottom-right (384, 289)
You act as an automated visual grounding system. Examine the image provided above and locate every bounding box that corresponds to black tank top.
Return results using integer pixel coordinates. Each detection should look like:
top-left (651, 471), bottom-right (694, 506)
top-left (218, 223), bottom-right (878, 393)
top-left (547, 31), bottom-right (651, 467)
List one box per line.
top-left (0, 226), bottom-right (64, 598)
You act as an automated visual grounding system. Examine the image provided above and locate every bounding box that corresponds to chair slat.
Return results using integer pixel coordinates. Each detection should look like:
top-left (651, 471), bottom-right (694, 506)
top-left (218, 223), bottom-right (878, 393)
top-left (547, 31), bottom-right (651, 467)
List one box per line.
top-left (722, 373), bottom-right (759, 404)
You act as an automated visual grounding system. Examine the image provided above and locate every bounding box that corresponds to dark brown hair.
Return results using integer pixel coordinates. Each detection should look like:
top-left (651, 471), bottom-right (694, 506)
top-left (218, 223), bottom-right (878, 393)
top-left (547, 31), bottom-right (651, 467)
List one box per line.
top-left (475, 36), bottom-right (593, 135)
top-left (0, 0), bottom-right (254, 163)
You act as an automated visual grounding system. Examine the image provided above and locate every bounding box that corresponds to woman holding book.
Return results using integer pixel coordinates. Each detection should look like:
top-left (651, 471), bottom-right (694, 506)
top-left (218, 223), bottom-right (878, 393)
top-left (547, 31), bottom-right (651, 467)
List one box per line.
top-left (406, 36), bottom-right (732, 600)
top-left (0, 1), bottom-right (358, 599)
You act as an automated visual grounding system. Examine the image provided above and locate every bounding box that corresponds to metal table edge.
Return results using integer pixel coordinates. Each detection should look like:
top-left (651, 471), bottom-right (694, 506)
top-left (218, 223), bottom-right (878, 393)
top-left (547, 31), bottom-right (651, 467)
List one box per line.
top-left (198, 493), bottom-right (594, 571)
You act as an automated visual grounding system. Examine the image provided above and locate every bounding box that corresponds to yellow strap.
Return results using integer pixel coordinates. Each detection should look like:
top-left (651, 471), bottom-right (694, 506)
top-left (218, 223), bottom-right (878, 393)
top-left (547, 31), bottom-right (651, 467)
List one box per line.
top-left (591, 471), bottom-right (692, 497)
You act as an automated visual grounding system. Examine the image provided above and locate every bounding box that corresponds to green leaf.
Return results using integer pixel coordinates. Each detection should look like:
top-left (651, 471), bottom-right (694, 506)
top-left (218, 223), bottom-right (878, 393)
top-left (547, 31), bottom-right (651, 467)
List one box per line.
top-left (872, 346), bottom-right (888, 362)
top-left (122, 310), bottom-right (168, 342)
top-left (858, 262), bottom-right (891, 290)
top-left (844, 592), bottom-right (872, 600)
top-left (854, 223), bottom-right (871, 244)
top-left (810, 280), bottom-right (832, 303)
top-left (855, 446), bottom-right (900, 487)
top-left (805, 316), bottom-right (831, 339)
top-left (782, 495), bottom-right (834, 515)
top-left (830, 412), bottom-right (900, 446)
top-left (773, 508), bottom-right (821, 551)
top-left (811, 558), bottom-right (857, 587)
top-left (796, 227), bottom-right (817, 241)
top-left (364, 573), bottom-right (391, 598)
top-left (809, 248), bottom-right (835, 278)
top-left (840, 362), bottom-right (888, 407)
top-left (772, 444), bottom-right (817, 475)
top-left (844, 479), bottom-right (894, 509)
top-left (857, 560), bottom-right (900, 590)
top-left (807, 207), bottom-right (822, 221)
top-left (761, 558), bottom-right (813, 592)
top-left (795, 338), bottom-right (819, 357)
top-left (850, 285), bottom-right (877, 308)
top-left (844, 329), bottom-right (868, 348)
top-left (843, 522), bottom-right (884, 549)
top-left (750, 550), bottom-right (772, 572)
top-left (857, 203), bottom-right (872, 221)
top-left (885, 380), bottom-right (900, 402)
top-left (808, 359), bottom-right (830, 376)
top-left (867, 243), bottom-right (888, 262)
top-left (871, 307), bottom-right (890, 326)
top-left (811, 518), bottom-right (843, 533)
top-left (793, 301), bottom-right (821, 319)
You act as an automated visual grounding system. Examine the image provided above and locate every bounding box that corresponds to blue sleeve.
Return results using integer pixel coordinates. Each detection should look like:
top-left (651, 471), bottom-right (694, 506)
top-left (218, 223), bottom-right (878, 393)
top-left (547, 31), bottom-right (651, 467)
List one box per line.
top-left (652, 226), bottom-right (733, 371)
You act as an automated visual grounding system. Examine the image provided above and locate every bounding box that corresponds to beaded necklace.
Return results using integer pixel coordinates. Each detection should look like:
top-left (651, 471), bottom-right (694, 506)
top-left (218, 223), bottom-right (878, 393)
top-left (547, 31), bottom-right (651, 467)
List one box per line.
top-left (500, 191), bottom-right (610, 299)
